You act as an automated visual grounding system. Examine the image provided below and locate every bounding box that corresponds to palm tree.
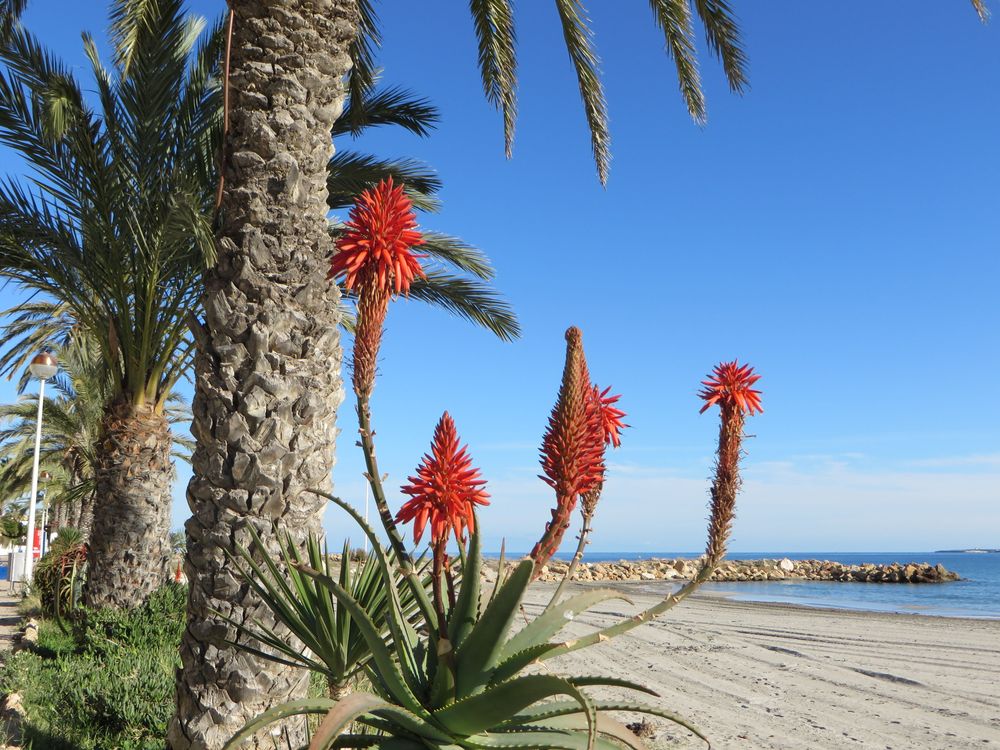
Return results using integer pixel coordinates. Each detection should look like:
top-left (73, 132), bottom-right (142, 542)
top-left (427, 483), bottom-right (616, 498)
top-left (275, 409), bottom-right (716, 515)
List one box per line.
top-left (0, 325), bottom-right (192, 543)
top-left (0, 0), bottom-right (221, 608)
top-left (172, 2), bottom-right (748, 746)
top-left (0, 0), bottom-right (514, 620)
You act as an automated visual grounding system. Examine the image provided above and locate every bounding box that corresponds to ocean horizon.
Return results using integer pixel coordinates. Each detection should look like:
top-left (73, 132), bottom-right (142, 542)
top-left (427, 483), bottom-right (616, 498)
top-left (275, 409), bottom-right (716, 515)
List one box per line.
top-left (488, 550), bottom-right (1000, 620)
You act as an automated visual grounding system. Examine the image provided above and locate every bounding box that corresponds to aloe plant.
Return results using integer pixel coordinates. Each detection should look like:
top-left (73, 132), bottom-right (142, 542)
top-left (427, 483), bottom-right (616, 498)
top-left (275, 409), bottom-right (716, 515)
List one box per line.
top-left (225, 180), bottom-right (765, 749)
top-left (226, 506), bottom-right (708, 750)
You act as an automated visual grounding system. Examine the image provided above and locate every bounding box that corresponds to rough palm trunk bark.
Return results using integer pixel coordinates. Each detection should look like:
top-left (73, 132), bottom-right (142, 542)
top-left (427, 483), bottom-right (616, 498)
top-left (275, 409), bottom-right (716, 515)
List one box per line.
top-left (84, 400), bottom-right (174, 608)
top-left (170, 2), bottom-right (355, 748)
top-left (77, 489), bottom-right (96, 541)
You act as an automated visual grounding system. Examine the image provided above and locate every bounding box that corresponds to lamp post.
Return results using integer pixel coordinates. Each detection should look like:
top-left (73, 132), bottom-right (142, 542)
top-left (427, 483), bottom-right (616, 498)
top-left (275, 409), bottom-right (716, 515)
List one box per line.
top-left (23, 351), bottom-right (57, 584)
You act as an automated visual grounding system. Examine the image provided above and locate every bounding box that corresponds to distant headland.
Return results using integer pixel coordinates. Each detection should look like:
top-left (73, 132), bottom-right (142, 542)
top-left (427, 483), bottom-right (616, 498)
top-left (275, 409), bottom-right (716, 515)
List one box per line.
top-left (934, 548), bottom-right (1000, 554)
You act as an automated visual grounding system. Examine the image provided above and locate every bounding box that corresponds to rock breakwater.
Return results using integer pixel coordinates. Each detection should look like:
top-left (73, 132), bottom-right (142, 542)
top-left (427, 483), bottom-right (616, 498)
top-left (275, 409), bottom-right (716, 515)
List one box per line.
top-left (521, 558), bottom-right (960, 584)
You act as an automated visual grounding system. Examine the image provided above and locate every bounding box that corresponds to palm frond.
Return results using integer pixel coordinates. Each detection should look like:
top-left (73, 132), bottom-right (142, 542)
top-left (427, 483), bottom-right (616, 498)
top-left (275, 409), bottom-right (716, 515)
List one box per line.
top-left (649, 0), bottom-right (705, 123)
top-left (691, 0), bottom-right (748, 94)
top-left (406, 271), bottom-right (520, 342)
top-left (971, 0), bottom-right (991, 21)
top-left (469, 0), bottom-right (518, 157)
top-left (552, 0), bottom-right (610, 185)
top-left (419, 231), bottom-right (496, 281)
top-left (346, 0), bottom-right (382, 128)
top-left (327, 152), bottom-right (441, 212)
top-left (0, 0), bottom-right (26, 36)
top-left (334, 86), bottom-right (439, 138)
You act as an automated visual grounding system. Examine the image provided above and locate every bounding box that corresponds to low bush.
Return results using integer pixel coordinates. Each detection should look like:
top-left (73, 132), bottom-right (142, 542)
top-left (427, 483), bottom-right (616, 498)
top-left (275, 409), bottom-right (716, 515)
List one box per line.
top-left (0, 584), bottom-right (187, 750)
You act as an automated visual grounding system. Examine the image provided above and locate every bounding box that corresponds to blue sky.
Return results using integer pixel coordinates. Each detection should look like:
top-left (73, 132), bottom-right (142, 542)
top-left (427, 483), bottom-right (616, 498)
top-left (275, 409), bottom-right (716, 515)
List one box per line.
top-left (1, 2), bottom-right (997, 552)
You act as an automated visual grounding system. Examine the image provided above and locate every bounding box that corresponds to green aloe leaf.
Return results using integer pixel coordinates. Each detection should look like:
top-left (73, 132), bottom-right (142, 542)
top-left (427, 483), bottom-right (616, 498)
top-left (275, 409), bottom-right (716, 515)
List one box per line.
top-left (434, 673), bottom-right (595, 743)
top-left (455, 559), bottom-right (533, 698)
top-left (502, 588), bottom-right (629, 658)
top-left (566, 676), bottom-right (660, 696)
top-left (461, 731), bottom-right (622, 750)
top-left (542, 714), bottom-right (649, 750)
top-left (223, 698), bottom-right (335, 749)
top-left (448, 524), bottom-right (482, 648)
top-left (497, 699), bottom-right (709, 746)
top-left (487, 643), bottom-right (558, 686)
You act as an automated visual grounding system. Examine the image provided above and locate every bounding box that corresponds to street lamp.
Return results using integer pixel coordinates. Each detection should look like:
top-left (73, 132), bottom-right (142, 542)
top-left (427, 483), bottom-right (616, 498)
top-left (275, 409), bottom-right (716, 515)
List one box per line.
top-left (23, 351), bottom-right (57, 584)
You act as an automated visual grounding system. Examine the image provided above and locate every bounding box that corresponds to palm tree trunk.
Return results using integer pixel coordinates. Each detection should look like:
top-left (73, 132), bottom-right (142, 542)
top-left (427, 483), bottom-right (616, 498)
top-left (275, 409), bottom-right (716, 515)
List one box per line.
top-left (77, 489), bottom-right (96, 542)
top-left (170, 2), bottom-right (355, 748)
top-left (84, 400), bottom-right (174, 608)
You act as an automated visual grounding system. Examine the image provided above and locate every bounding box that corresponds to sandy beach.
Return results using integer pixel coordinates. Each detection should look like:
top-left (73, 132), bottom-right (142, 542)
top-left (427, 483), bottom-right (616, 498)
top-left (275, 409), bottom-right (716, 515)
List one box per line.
top-left (525, 583), bottom-right (1000, 749)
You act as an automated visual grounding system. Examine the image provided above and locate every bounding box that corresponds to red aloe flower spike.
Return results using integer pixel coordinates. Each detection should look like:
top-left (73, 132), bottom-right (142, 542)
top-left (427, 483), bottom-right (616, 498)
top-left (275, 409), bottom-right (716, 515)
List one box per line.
top-left (329, 176), bottom-right (425, 296)
top-left (698, 360), bottom-right (763, 416)
top-left (593, 385), bottom-right (628, 449)
top-left (396, 412), bottom-right (490, 549)
top-left (699, 360), bottom-right (762, 567)
top-left (530, 327), bottom-right (605, 574)
top-left (331, 178), bottom-right (425, 399)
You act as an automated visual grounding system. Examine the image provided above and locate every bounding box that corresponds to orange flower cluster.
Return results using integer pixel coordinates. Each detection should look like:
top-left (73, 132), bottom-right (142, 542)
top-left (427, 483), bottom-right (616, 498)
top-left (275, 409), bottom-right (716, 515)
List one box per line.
top-left (396, 412), bottom-right (490, 550)
top-left (329, 176), bottom-right (425, 296)
top-left (698, 360), bottom-right (763, 416)
top-left (531, 328), bottom-right (626, 571)
top-left (329, 178), bottom-right (425, 399)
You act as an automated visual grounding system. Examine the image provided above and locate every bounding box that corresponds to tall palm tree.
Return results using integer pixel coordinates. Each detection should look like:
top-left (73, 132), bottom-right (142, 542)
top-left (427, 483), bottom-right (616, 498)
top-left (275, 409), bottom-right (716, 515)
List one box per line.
top-left (0, 0), bottom-right (511, 620)
top-left (0, 0), bottom-right (221, 608)
top-left (173, 2), bottom-right (748, 746)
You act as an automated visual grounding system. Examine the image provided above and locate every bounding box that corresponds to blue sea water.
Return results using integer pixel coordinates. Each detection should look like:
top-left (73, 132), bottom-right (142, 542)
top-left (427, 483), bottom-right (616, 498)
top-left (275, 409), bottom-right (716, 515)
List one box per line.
top-left (539, 551), bottom-right (1000, 619)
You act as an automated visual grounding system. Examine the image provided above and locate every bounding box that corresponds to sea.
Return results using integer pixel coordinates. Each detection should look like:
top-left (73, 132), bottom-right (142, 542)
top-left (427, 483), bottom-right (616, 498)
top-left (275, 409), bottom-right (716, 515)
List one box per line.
top-left (535, 551), bottom-right (1000, 620)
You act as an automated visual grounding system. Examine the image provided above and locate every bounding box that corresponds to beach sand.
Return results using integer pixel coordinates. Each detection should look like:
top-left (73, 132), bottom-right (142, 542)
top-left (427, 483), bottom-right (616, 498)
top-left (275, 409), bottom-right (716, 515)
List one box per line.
top-left (524, 582), bottom-right (1000, 749)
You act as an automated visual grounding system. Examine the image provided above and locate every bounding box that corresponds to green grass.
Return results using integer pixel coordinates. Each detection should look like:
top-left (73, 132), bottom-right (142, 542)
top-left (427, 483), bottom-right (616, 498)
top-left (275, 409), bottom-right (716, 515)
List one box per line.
top-left (0, 584), bottom-right (187, 750)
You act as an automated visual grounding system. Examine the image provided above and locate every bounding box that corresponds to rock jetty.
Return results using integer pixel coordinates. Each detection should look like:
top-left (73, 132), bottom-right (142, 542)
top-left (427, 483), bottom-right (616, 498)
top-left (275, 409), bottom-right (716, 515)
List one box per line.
top-left (522, 558), bottom-right (960, 584)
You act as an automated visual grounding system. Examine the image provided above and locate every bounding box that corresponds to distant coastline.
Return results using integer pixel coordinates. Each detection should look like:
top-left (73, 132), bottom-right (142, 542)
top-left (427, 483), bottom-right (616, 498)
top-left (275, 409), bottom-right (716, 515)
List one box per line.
top-left (934, 548), bottom-right (999, 554)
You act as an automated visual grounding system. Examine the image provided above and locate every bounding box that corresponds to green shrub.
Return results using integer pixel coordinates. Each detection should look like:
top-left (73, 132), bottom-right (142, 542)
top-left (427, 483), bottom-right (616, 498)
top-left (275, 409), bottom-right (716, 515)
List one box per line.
top-left (0, 584), bottom-right (187, 750)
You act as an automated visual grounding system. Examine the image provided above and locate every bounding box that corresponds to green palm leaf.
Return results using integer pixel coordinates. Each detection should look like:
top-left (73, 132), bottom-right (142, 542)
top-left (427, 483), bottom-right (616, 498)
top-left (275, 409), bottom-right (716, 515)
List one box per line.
top-left (553, 0), bottom-right (610, 185)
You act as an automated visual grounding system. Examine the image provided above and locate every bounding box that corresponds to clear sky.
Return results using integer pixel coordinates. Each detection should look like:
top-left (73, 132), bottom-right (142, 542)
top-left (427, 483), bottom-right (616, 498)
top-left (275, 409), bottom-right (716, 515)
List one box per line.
top-left (1, 1), bottom-right (997, 553)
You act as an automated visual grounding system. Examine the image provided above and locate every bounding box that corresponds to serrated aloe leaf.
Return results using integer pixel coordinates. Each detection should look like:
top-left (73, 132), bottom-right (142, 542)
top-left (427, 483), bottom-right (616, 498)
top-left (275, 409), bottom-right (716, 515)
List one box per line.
top-left (309, 693), bottom-right (389, 750)
top-left (489, 539), bottom-right (508, 608)
top-left (434, 673), bottom-right (595, 744)
top-left (448, 524), bottom-right (481, 648)
top-left (455, 559), bottom-right (533, 698)
top-left (542, 714), bottom-right (649, 750)
top-left (502, 588), bottom-right (629, 658)
top-left (223, 698), bottom-right (335, 749)
top-left (298, 566), bottom-right (426, 715)
top-left (566, 676), bottom-right (659, 697)
top-left (488, 643), bottom-right (558, 686)
top-left (462, 731), bottom-right (623, 750)
top-left (497, 700), bottom-right (709, 747)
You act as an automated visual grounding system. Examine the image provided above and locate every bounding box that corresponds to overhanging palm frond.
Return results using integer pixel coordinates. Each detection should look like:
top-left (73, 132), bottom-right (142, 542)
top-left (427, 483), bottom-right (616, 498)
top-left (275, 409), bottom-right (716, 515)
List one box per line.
top-left (346, 0), bottom-right (381, 128)
top-left (327, 152), bottom-right (442, 212)
top-left (649, 0), bottom-right (706, 124)
top-left (407, 271), bottom-right (520, 342)
top-left (971, 0), bottom-right (991, 21)
top-left (469, 0), bottom-right (518, 157)
top-left (553, 0), bottom-right (610, 185)
top-left (334, 86), bottom-right (439, 139)
top-left (0, 0), bottom-right (26, 36)
top-left (691, 0), bottom-right (748, 94)
top-left (419, 232), bottom-right (495, 281)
